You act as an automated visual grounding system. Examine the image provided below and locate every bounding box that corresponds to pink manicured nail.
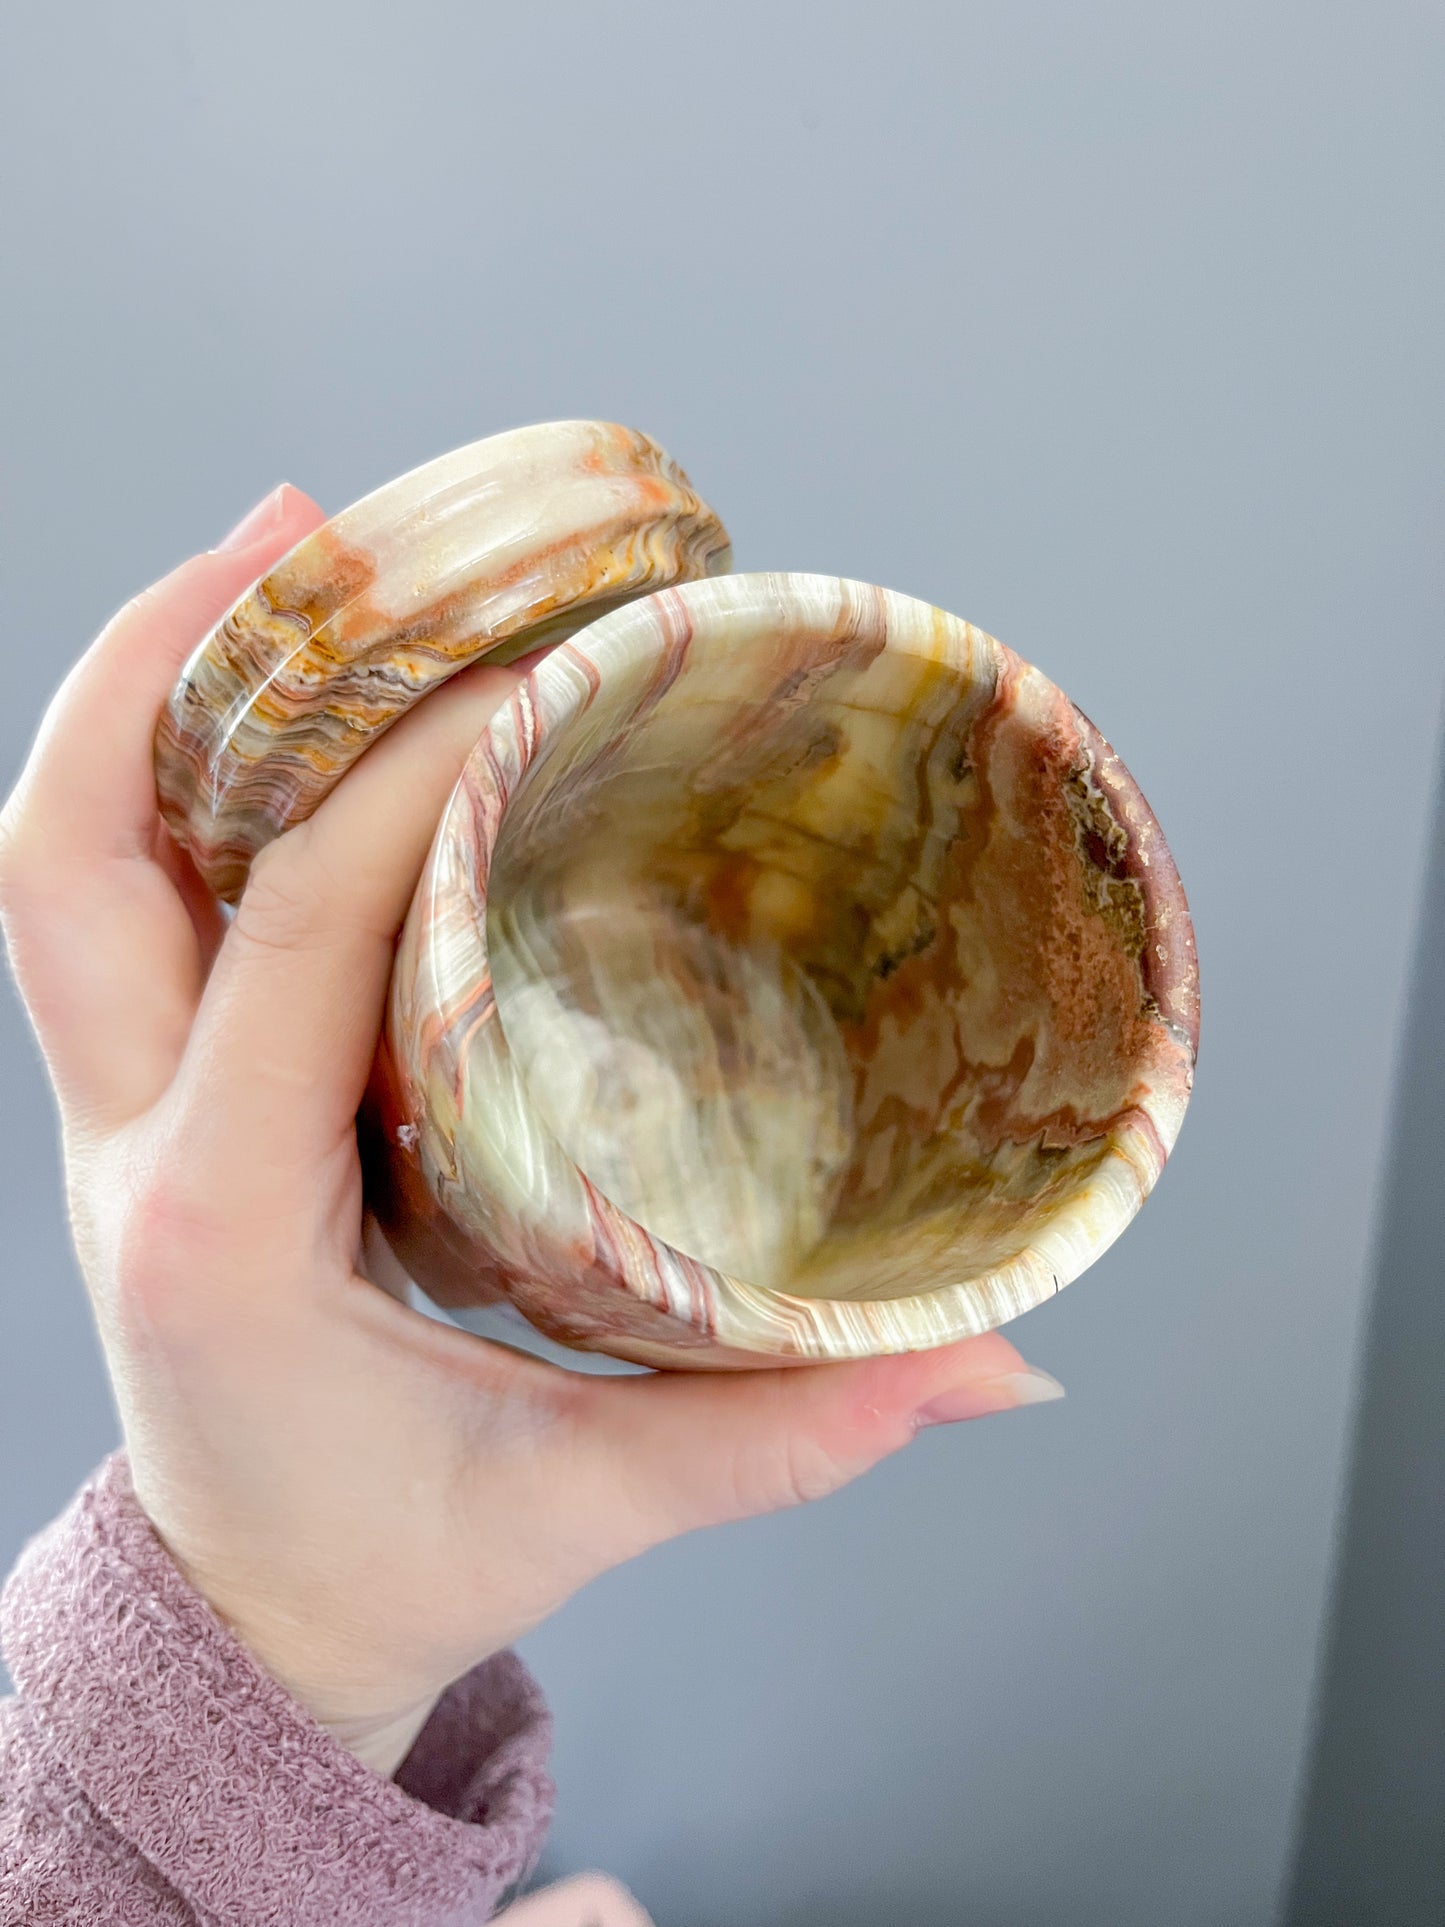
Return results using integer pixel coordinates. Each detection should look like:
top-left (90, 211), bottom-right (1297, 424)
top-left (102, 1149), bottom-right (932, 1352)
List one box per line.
top-left (913, 1368), bottom-right (1066, 1429)
top-left (213, 484), bottom-right (291, 553)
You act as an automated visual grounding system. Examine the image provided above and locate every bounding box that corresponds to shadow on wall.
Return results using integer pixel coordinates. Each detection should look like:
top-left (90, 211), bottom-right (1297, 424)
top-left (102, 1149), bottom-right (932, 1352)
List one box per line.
top-left (1283, 716), bottom-right (1445, 1926)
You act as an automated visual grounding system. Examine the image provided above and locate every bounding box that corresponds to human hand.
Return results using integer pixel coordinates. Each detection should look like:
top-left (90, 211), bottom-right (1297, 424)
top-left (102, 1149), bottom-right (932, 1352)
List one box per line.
top-left (496, 1872), bottom-right (653, 1925)
top-left (0, 485), bottom-right (1064, 1777)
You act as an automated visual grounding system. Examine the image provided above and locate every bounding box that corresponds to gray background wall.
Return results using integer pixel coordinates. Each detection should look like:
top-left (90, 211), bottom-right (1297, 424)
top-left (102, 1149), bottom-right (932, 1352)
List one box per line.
top-left (1283, 759), bottom-right (1445, 1924)
top-left (2, 4), bottom-right (1442, 1923)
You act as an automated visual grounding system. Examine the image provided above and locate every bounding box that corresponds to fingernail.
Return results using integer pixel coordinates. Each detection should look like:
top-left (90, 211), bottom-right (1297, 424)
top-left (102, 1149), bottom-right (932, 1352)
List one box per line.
top-left (213, 484), bottom-right (291, 554)
top-left (913, 1368), bottom-right (1066, 1429)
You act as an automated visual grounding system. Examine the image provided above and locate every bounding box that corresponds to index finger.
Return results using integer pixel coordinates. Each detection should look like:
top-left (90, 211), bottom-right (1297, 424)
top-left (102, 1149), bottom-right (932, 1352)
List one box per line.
top-left (0, 486), bottom-right (327, 1125)
top-left (3, 487), bottom-right (323, 872)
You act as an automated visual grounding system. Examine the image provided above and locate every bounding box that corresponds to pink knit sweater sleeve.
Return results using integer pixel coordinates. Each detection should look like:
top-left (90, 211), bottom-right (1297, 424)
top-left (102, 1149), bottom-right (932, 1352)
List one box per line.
top-left (0, 1455), bottom-right (554, 1924)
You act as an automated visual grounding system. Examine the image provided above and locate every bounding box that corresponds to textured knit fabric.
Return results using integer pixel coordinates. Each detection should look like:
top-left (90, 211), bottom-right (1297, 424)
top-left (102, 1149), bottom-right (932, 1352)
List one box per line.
top-left (0, 1454), bottom-right (554, 1924)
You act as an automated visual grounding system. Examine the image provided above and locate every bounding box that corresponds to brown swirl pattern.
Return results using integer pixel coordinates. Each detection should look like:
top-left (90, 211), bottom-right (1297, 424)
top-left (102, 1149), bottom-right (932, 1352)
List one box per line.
top-left (156, 429), bottom-right (1196, 1366)
top-left (156, 420), bottom-right (731, 899)
top-left (365, 572), bottom-right (1198, 1368)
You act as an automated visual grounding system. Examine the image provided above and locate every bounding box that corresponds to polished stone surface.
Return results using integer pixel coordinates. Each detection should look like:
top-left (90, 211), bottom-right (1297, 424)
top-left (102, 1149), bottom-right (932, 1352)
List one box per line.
top-left (367, 571), bottom-right (1198, 1367)
top-left (156, 420), bottom-right (730, 899)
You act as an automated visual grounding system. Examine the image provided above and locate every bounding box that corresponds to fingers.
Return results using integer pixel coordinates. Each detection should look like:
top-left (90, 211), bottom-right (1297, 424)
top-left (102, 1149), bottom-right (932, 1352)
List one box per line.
top-left (0, 485), bottom-right (326, 1127)
top-left (577, 1332), bottom-right (1065, 1548)
top-left (494, 1874), bottom-right (654, 1926)
top-left (177, 658), bottom-right (530, 1191)
top-left (3, 485), bottom-right (323, 875)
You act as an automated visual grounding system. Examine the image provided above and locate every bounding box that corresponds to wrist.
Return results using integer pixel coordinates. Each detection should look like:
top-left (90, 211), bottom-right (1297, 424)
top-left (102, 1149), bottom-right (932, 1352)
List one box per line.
top-left (137, 1501), bottom-right (445, 1777)
top-left (209, 1605), bottom-right (445, 1777)
top-left (316, 1698), bottom-right (443, 1778)
top-left (206, 1607), bottom-right (444, 1777)
top-left (199, 1604), bottom-right (445, 1777)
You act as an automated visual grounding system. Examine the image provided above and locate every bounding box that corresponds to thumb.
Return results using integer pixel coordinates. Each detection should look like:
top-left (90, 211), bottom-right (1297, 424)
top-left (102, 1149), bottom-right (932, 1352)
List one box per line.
top-left (581, 1332), bottom-right (1064, 1544)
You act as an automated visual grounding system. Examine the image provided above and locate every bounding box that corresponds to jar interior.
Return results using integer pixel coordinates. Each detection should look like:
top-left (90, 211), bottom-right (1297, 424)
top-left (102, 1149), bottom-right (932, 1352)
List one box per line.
top-left (486, 619), bottom-right (1159, 1303)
